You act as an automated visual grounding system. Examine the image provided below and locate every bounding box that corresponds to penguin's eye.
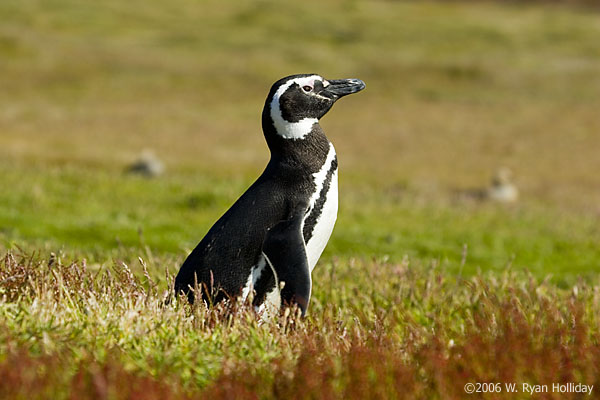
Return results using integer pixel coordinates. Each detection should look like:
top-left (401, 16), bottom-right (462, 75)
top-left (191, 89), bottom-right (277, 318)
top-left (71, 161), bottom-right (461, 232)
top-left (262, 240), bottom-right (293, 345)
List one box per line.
top-left (302, 85), bottom-right (313, 93)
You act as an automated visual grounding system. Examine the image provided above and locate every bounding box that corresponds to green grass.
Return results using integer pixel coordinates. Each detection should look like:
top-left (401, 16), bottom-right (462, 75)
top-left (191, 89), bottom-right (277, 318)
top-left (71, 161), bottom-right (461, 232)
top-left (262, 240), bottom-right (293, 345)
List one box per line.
top-left (1, 252), bottom-right (600, 399)
top-left (1, 0), bottom-right (600, 397)
top-left (2, 158), bottom-right (599, 283)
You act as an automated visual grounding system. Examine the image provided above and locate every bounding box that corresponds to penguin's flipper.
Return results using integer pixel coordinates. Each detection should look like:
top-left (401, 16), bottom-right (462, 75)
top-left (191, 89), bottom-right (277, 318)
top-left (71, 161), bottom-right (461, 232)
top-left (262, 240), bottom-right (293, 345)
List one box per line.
top-left (261, 208), bottom-right (311, 316)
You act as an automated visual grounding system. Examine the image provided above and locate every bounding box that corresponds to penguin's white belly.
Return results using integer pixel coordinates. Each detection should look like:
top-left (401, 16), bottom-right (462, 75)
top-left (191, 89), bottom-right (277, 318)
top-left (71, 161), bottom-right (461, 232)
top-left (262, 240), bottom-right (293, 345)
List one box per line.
top-left (305, 171), bottom-right (337, 271)
top-left (304, 144), bottom-right (338, 272)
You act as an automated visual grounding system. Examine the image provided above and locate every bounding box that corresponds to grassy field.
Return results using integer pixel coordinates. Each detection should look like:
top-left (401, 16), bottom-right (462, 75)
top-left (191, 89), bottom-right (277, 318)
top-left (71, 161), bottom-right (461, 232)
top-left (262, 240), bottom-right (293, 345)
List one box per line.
top-left (1, 0), bottom-right (600, 398)
top-left (2, 252), bottom-right (600, 399)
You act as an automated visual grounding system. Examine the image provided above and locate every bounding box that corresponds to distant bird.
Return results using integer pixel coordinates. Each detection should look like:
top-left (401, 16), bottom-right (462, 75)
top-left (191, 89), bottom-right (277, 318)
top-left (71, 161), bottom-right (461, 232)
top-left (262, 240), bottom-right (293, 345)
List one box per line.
top-left (174, 74), bottom-right (365, 316)
top-left (487, 167), bottom-right (518, 203)
top-left (453, 167), bottom-right (519, 204)
top-left (125, 150), bottom-right (165, 177)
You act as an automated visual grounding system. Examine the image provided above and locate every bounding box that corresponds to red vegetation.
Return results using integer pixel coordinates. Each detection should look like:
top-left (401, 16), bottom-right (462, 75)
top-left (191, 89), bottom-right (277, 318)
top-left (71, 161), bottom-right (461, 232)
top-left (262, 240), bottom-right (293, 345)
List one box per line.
top-left (1, 251), bottom-right (599, 399)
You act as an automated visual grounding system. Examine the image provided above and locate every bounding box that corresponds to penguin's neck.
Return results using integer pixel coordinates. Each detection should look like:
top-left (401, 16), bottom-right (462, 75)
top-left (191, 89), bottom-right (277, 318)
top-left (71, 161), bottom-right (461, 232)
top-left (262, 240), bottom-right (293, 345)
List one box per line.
top-left (262, 112), bottom-right (331, 172)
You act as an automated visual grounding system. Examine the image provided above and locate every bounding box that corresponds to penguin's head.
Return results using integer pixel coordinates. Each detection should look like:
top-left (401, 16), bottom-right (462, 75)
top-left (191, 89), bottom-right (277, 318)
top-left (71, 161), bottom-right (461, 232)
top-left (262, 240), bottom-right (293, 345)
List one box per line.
top-left (264, 74), bottom-right (365, 140)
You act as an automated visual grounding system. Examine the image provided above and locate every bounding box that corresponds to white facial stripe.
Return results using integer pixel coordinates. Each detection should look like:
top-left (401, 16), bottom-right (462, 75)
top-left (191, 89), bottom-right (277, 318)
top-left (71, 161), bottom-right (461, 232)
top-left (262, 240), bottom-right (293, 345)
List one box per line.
top-left (270, 75), bottom-right (323, 140)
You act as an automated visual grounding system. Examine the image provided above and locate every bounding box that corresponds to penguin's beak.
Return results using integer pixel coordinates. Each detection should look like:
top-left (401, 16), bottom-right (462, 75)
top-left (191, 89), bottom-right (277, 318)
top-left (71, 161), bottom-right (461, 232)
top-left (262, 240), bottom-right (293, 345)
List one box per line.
top-left (323, 78), bottom-right (366, 99)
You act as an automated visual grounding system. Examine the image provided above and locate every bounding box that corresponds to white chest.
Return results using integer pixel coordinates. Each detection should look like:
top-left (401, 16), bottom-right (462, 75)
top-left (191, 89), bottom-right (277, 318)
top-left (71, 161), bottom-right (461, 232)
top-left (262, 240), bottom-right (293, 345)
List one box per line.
top-left (304, 143), bottom-right (338, 272)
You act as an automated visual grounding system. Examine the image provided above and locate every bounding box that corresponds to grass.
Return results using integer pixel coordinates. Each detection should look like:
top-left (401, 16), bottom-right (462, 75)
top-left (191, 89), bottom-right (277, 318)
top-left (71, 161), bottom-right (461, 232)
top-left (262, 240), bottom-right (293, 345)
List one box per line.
top-left (1, 0), bottom-right (600, 397)
top-left (2, 158), bottom-right (599, 283)
top-left (1, 252), bottom-right (599, 399)
top-left (2, 0), bottom-right (600, 199)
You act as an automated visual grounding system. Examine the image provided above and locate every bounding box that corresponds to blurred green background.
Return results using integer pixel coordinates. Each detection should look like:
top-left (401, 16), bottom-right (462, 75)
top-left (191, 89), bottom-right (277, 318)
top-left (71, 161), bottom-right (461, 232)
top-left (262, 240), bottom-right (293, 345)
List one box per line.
top-left (1, 0), bottom-right (599, 283)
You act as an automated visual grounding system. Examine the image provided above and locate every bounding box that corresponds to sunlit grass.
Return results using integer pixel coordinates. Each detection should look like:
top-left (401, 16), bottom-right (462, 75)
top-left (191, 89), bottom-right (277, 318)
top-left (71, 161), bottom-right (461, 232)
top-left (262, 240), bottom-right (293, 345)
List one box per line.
top-left (1, 251), bottom-right (599, 398)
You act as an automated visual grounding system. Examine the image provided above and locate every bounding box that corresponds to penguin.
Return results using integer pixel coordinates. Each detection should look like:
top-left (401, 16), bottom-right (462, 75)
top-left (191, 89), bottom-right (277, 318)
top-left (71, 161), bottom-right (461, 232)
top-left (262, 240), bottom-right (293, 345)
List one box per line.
top-left (487, 167), bottom-right (518, 203)
top-left (174, 74), bottom-right (365, 316)
top-left (453, 167), bottom-right (519, 204)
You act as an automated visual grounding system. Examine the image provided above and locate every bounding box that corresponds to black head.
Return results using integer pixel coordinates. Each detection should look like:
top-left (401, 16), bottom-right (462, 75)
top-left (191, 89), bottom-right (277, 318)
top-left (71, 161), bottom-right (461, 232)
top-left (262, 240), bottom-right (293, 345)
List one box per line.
top-left (263, 74), bottom-right (366, 141)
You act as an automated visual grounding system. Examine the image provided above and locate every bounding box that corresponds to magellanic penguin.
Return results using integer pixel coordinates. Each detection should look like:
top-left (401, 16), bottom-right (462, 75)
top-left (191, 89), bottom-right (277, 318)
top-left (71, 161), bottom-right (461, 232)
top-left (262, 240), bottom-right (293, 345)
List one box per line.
top-left (487, 167), bottom-right (518, 203)
top-left (174, 74), bottom-right (365, 316)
